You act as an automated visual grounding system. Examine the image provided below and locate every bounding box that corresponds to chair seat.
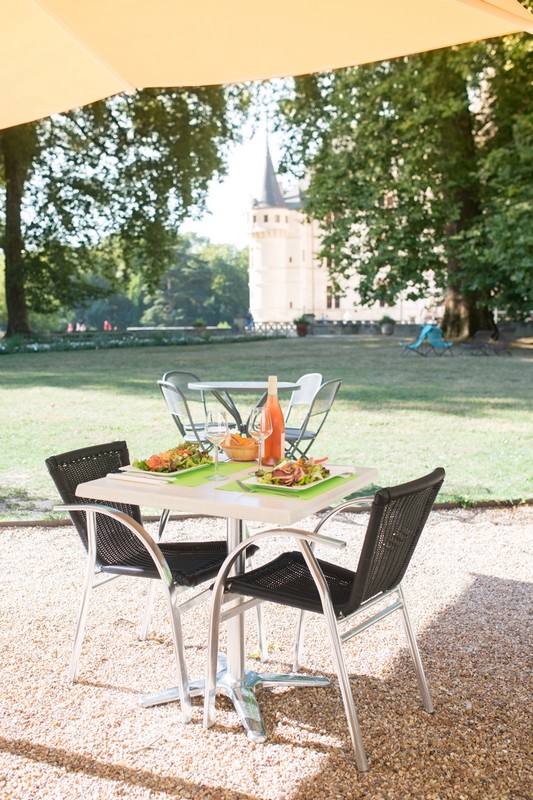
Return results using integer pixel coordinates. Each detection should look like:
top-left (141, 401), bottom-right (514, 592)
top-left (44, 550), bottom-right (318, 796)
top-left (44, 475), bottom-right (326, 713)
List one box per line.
top-left (101, 541), bottom-right (258, 587)
top-left (227, 550), bottom-right (355, 615)
top-left (284, 427), bottom-right (316, 442)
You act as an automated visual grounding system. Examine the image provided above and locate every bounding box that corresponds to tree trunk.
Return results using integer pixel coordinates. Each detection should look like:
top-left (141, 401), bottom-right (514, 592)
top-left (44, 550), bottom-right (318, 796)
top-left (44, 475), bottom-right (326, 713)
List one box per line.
top-left (435, 54), bottom-right (493, 340)
top-left (442, 285), bottom-right (494, 339)
top-left (1, 124), bottom-right (38, 337)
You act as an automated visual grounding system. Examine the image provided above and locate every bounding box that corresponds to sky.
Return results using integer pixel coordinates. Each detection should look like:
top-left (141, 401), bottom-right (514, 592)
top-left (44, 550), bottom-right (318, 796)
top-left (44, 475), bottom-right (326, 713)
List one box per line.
top-left (181, 128), bottom-right (284, 250)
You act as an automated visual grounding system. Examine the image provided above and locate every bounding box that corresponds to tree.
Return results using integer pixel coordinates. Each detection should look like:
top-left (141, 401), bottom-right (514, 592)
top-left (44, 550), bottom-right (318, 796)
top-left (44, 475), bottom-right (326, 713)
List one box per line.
top-left (0, 86), bottom-right (245, 336)
top-left (279, 24), bottom-right (533, 337)
top-left (140, 235), bottom-right (249, 326)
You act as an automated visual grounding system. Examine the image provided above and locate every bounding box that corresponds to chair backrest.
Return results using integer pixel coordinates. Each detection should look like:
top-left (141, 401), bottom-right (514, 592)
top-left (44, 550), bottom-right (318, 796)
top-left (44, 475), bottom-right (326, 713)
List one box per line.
top-left (346, 468), bottom-right (445, 614)
top-left (473, 330), bottom-right (493, 345)
top-left (413, 324), bottom-right (435, 346)
top-left (494, 327), bottom-right (515, 343)
top-left (45, 441), bottom-right (145, 567)
top-left (158, 380), bottom-right (207, 445)
top-left (161, 370), bottom-right (207, 416)
top-left (297, 379), bottom-right (341, 443)
top-left (285, 373), bottom-right (323, 424)
top-left (426, 327), bottom-right (450, 347)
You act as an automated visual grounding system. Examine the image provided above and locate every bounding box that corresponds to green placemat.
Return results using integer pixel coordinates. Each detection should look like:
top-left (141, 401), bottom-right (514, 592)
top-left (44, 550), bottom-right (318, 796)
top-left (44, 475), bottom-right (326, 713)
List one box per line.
top-left (170, 460), bottom-right (250, 487)
top-left (218, 473), bottom-right (358, 499)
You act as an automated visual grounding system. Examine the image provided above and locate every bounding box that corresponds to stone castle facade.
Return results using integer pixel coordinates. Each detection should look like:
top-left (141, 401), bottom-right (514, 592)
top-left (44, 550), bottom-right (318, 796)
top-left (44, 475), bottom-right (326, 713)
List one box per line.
top-left (247, 147), bottom-right (437, 325)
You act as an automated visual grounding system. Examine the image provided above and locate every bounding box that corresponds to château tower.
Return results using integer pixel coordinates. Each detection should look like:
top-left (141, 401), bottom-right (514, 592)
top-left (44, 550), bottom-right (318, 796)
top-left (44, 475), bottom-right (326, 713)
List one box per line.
top-left (247, 145), bottom-right (437, 326)
top-left (247, 145), bottom-right (326, 324)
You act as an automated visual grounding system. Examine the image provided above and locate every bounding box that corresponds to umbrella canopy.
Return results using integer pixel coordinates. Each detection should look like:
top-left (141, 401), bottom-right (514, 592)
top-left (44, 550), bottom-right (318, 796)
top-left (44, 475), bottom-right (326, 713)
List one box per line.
top-left (2, 0), bottom-right (533, 129)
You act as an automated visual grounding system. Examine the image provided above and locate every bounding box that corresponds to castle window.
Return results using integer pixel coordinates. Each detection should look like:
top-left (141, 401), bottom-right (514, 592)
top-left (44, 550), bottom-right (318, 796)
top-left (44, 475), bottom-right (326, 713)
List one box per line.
top-left (302, 250), bottom-right (305, 261)
top-left (289, 257), bottom-right (293, 263)
top-left (264, 214), bottom-right (268, 222)
top-left (275, 214), bottom-right (280, 223)
top-left (327, 285), bottom-right (341, 309)
top-left (253, 215), bottom-right (256, 223)
top-left (285, 216), bottom-right (288, 222)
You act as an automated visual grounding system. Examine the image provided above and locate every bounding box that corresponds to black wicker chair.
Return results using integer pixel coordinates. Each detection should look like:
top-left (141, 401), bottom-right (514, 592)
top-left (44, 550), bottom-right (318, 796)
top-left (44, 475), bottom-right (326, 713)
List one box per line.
top-left (46, 440), bottom-right (259, 723)
top-left (284, 379), bottom-right (341, 459)
top-left (204, 468), bottom-right (445, 769)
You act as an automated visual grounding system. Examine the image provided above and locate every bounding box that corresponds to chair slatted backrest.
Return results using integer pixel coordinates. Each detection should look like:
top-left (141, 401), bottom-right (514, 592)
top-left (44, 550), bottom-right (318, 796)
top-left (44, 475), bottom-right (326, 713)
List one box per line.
top-left (344, 468), bottom-right (445, 615)
top-left (162, 370), bottom-right (207, 418)
top-left (45, 441), bottom-right (146, 568)
top-left (285, 373), bottom-right (323, 425)
top-left (158, 380), bottom-right (189, 437)
top-left (306, 379), bottom-right (341, 424)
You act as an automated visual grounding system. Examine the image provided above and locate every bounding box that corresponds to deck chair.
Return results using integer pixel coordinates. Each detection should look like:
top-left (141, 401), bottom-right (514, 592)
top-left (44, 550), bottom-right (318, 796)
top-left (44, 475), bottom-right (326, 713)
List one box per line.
top-left (204, 468), bottom-right (445, 770)
top-left (461, 330), bottom-right (494, 355)
top-left (45, 440), bottom-right (245, 723)
top-left (399, 323), bottom-right (435, 356)
top-left (285, 379), bottom-right (341, 459)
top-left (489, 326), bottom-right (515, 356)
top-left (426, 327), bottom-right (453, 356)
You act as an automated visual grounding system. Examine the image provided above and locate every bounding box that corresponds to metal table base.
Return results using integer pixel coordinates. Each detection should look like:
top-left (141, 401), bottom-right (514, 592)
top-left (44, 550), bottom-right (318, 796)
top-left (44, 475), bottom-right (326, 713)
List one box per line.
top-left (139, 654), bottom-right (330, 743)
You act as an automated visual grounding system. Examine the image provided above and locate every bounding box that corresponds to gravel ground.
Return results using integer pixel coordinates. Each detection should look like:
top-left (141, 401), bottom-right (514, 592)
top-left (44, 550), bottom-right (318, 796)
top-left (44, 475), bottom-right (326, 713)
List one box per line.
top-left (0, 506), bottom-right (531, 800)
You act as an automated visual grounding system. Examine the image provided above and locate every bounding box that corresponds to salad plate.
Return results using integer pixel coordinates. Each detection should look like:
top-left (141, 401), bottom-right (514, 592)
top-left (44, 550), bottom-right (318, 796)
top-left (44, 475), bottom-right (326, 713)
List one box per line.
top-left (118, 463), bottom-right (211, 479)
top-left (242, 473), bottom-right (338, 492)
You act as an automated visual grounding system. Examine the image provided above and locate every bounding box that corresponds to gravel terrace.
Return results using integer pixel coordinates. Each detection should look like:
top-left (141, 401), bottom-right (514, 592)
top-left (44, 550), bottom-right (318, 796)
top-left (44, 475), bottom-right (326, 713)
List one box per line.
top-left (0, 506), bottom-right (531, 800)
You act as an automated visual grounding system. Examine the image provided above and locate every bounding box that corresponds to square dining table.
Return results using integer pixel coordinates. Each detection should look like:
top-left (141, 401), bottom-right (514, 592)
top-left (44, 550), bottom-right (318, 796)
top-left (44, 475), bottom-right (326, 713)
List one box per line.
top-left (76, 460), bottom-right (378, 742)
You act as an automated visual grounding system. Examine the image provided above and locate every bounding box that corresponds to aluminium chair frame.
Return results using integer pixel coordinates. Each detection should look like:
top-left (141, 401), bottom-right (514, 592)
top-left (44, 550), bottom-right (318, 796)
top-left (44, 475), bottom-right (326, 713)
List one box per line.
top-left (284, 378), bottom-right (341, 459)
top-left (58, 503), bottom-right (198, 722)
top-left (158, 379), bottom-right (213, 448)
top-left (284, 372), bottom-right (323, 426)
top-left (204, 471), bottom-right (442, 771)
top-left (57, 502), bottom-right (268, 719)
top-left (425, 328), bottom-right (454, 357)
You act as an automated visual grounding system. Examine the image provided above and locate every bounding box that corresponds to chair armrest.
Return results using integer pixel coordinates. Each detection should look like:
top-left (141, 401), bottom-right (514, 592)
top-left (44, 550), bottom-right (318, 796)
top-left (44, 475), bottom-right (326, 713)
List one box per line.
top-left (54, 503), bottom-right (175, 587)
top-left (209, 525), bottom-right (346, 608)
top-left (314, 496), bottom-right (373, 534)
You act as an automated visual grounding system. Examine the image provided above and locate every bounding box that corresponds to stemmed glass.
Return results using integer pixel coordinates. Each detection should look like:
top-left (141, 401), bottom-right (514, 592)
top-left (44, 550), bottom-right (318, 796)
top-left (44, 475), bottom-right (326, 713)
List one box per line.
top-left (205, 409), bottom-right (229, 481)
top-left (248, 405), bottom-right (273, 473)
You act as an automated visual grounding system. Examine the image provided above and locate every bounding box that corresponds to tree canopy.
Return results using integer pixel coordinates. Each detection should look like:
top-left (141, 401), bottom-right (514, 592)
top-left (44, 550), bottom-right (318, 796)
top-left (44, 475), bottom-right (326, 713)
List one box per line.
top-left (279, 23), bottom-right (533, 336)
top-left (0, 86), bottom-right (246, 335)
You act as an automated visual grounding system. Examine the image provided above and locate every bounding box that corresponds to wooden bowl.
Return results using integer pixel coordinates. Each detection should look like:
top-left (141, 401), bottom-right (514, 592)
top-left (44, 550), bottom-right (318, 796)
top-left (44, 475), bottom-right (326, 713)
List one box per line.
top-left (221, 442), bottom-right (258, 462)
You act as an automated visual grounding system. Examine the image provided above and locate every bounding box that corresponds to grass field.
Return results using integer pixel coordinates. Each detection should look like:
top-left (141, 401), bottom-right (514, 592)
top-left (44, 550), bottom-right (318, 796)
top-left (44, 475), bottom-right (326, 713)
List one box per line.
top-left (1, 335), bottom-right (532, 520)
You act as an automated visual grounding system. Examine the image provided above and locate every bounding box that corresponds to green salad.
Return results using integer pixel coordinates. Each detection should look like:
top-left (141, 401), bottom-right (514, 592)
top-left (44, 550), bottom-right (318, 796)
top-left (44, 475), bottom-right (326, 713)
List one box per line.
top-left (256, 457), bottom-right (330, 487)
top-left (133, 442), bottom-right (212, 473)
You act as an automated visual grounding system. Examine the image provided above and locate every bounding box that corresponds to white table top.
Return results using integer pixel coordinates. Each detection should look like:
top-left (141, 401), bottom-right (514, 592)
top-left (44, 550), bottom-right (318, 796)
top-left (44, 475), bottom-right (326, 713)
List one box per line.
top-left (76, 464), bottom-right (378, 526)
top-left (189, 381), bottom-right (299, 393)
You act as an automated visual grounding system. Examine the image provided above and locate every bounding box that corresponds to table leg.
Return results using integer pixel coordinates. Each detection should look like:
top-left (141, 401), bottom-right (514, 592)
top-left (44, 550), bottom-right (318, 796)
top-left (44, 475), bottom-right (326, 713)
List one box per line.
top-left (210, 390), bottom-right (243, 432)
top-left (140, 517), bottom-right (331, 740)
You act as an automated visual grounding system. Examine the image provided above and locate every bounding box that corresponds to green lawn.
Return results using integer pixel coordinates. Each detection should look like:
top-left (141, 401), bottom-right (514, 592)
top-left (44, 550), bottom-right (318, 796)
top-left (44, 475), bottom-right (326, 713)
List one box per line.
top-left (1, 336), bottom-right (532, 520)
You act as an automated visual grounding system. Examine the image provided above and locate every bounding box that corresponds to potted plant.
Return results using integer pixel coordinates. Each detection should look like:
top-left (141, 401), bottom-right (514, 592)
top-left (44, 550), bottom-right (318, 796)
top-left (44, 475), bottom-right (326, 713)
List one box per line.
top-left (193, 317), bottom-right (208, 334)
top-left (379, 315), bottom-right (396, 335)
top-left (293, 314), bottom-right (311, 337)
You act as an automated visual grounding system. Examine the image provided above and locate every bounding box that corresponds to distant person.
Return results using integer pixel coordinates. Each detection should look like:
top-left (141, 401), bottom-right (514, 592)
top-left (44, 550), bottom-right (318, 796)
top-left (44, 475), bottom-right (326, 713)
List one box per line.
top-left (103, 319), bottom-right (112, 331)
top-left (245, 311), bottom-right (254, 332)
top-left (67, 322), bottom-right (74, 332)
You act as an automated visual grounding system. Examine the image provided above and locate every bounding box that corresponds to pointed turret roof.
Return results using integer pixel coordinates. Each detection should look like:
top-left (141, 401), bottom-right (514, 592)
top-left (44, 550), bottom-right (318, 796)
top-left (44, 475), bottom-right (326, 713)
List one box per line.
top-left (253, 145), bottom-right (287, 209)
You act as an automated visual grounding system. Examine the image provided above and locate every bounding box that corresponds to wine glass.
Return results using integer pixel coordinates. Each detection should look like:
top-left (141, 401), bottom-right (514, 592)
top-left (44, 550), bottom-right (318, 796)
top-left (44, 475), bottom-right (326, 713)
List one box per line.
top-left (205, 409), bottom-right (229, 481)
top-left (248, 405), bottom-right (273, 472)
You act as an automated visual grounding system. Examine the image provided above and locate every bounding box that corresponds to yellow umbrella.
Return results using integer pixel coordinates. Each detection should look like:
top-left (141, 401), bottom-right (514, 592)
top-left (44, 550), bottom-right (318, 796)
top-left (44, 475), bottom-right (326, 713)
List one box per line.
top-left (2, 0), bottom-right (532, 129)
